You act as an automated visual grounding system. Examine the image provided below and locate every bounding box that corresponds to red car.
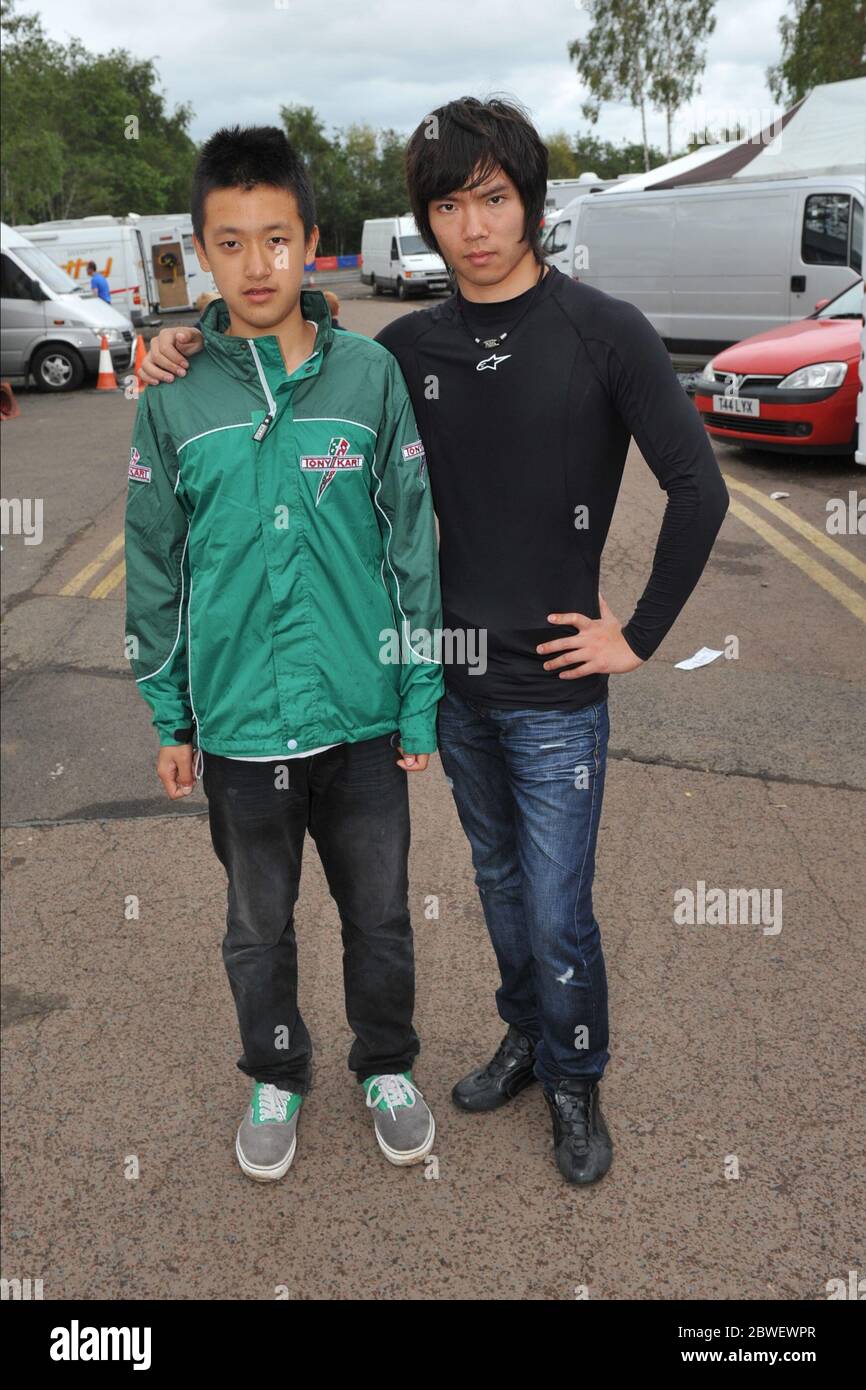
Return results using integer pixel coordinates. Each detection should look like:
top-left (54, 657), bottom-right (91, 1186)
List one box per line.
top-left (688, 278), bottom-right (863, 455)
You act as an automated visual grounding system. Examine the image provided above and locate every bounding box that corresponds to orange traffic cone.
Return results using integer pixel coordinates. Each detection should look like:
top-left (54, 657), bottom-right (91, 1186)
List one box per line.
top-left (133, 333), bottom-right (147, 392)
top-left (0, 381), bottom-right (21, 419)
top-left (96, 335), bottom-right (118, 391)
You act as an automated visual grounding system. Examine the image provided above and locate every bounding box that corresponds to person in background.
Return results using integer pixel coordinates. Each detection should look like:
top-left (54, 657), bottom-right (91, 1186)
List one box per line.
top-left (322, 288), bottom-right (342, 329)
top-left (86, 261), bottom-right (111, 303)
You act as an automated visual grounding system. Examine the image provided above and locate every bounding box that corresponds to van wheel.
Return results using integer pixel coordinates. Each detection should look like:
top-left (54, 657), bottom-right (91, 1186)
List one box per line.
top-left (372, 275), bottom-right (382, 296)
top-left (396, 278), bottom-right (408, 300)
top-left (32, 344), bottom-right (85, 392)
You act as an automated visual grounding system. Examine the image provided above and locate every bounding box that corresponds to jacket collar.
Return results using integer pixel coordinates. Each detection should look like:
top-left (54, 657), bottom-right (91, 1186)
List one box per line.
top-left (199, 289), bottom-right (335, 382)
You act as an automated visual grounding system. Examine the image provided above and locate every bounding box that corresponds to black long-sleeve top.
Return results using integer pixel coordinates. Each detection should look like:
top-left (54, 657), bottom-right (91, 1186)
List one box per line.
top-left (375, 264), bottom-right (729, 709)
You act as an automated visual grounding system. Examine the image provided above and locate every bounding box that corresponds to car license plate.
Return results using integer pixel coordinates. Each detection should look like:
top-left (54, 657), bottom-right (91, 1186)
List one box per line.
top-left (712, 394), bottom-right (760, 417)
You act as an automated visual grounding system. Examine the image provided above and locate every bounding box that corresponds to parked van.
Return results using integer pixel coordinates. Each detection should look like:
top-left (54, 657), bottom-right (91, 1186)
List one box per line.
top-left (543, 174), bottom-right (611, 216)
top-left (1, 223), bottom-right (134, 390)
top-left (360, 216), bottom-right (450, 298)
top-left (11, 213), bottom-right (215, 321)
top-left (14, 217), bottom-right (156, 323)
top-left (543, 174), bottom-right (865, 359)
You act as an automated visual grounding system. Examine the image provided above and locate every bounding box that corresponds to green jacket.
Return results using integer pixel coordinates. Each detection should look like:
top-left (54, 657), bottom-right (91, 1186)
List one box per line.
top-left (124, 291), bottom-right (444, 755)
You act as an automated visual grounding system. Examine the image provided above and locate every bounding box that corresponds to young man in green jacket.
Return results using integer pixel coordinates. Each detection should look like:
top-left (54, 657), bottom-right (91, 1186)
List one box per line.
top-left (124, 126), bottom-right (444, 1181)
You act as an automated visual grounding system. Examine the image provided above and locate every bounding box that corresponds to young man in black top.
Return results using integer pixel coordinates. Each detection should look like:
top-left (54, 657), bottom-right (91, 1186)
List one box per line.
top-left (377, 98), bottom-right (729, 1185)
top-left (138, 96), bottom-right (729, 1185)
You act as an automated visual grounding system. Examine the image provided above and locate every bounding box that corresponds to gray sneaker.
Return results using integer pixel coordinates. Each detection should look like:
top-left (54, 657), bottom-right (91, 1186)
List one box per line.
top-left (235, 1082), bottom-right (302, 1182)
top-left (364, 1072), bottom-right (435, 1166)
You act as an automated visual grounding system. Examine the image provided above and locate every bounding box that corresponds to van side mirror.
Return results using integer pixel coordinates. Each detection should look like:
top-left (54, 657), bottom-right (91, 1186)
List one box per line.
top-left (28, 280), bottom-right (49, 302)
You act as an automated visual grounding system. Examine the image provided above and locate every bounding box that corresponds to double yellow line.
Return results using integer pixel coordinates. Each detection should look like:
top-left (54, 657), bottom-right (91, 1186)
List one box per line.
top-left (59, 477), bottom-right (866, 623)
top-left (723, 475), bottom-right (866, 625)
top-left (60, 531), bottom-right (125, 599)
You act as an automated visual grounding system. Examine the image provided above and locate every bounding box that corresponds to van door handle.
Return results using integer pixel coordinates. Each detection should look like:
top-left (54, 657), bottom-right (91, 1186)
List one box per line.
top-left (790, 275), bottom-right (806, 292)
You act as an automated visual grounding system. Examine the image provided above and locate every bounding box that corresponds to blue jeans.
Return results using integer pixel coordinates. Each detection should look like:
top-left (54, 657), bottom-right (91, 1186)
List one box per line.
top-left (436, 688), bottom-right (610, 1091)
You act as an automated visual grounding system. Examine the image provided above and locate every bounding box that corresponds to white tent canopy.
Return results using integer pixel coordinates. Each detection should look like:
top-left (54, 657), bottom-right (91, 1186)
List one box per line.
top-left (607, 77), bottom-right (866, 191)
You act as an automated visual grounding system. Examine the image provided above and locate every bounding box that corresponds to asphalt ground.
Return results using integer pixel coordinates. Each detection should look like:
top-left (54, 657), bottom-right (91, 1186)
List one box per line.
top-left (1, 286), bottom-right (864, 1303)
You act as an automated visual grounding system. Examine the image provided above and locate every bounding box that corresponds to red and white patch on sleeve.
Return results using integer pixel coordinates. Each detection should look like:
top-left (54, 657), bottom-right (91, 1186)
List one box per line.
top-left (128, 446), bottom-right (152, 484)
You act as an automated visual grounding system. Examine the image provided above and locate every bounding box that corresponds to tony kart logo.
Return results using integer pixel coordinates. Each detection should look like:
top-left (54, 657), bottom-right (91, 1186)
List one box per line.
top-left (401, 439), bottom-right (427, 486)
top-left (127, 446), bottom-right (152, 484)
top-left (299, 436), bottom-right (364, 505)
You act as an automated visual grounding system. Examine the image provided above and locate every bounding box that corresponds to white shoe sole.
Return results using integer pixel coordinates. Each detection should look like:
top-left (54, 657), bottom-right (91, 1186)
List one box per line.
top-left (374, 1113), bottom-right (436, 1166)
top-left (235, 1129), bottom-right (297, 1182)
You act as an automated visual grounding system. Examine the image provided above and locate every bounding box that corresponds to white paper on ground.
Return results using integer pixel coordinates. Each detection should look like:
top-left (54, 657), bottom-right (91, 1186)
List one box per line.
top-left (769, 491), bottom-right (790, 500)
top-left (675, 646), bottom-right (724, 670)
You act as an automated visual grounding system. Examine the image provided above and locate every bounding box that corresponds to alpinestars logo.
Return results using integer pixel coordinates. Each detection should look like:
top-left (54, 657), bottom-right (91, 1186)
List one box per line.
top-left (299, 436), bottom-right (364, 505)
top-left (476, 353), bottom-right (512, 372)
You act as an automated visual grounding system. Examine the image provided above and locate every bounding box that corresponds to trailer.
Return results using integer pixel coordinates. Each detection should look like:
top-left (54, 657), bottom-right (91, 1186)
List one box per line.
top-left (13, 214), bottom-right (216, 322)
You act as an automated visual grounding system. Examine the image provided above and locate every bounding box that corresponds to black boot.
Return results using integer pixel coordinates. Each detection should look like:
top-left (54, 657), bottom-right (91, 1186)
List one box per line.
top-left (451, 1025), bottom-right (537, 1112)
top-left (545, 1078), bottom-right (613, 1184)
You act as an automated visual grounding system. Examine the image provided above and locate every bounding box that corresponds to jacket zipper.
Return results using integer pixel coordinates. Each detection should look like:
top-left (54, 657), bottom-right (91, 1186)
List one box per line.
top-left (248, 340), bottom-right (277, 440)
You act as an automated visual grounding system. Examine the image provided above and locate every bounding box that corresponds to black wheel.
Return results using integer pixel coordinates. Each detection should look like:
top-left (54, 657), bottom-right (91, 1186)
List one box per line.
top-left (372, 275), bottom-right (383, 296)
top-left (396, 278), bottom-right (408, 300)
top-left (31, 343), bottom-right (85, 392)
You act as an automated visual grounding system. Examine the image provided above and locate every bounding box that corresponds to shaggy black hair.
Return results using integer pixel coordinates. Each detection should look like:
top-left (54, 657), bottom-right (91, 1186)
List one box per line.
top-left (405, 96), bottom-right (548, 262)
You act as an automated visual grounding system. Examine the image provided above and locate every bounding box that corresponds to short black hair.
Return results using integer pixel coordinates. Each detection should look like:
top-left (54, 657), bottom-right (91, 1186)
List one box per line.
top-left (405, 96), bottom-right (548, 263)
top-left (191, 125), bottom-right (316, 245)
top-left (86, 261), bottom-right (97, 272)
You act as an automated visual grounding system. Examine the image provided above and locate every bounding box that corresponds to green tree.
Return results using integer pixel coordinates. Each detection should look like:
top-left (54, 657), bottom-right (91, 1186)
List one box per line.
top-left (568, 0), bottom-right (717, 169)
top-left (568, 0), bottom-right (659, 171)
top-left (646, 0), bottom-right (716, 158)
top-left (0, 1), bottom-right (196, 224)
top-left (546, 131), bottom-right (578, 178)
top-left (767, 0), bottom-right (866, 104)
top-left (571, 132), bottom-right (670, 180)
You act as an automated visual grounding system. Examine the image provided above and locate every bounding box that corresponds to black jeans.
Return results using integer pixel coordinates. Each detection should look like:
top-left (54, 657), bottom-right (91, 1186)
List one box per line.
top-left (201, 732), bottom-right (419, 1094)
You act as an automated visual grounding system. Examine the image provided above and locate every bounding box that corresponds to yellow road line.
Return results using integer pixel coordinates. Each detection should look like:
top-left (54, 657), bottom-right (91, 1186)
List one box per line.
top-left (724, 475), bottom-right (866, 585)
top-left (89, 559), bottom-right (125, 599)
top-left (727, 498), bottom-right (866, 625)
top-left (60, 530), bottom-right (124, 596)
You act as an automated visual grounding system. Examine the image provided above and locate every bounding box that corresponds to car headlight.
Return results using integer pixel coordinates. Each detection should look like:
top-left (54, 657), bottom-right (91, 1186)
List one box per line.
top-left (698, 358), bottom-right (717, 382)
top-left (777, 361), bottom-right (848, 390)
top-left (89, 328), bottom-right (124, 345)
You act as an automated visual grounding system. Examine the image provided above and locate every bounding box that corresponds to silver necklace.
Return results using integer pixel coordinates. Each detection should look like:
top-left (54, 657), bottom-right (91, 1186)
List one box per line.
top-left (459, 264), bottom-right (546, 351)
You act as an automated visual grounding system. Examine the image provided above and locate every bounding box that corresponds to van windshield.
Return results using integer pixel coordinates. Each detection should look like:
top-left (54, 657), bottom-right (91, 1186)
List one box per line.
top-left (13, 245), bottom-right (80, 295)
top-left (399, 235), bottom-right (427, 256)
top-left (815, 279), bottom-right (864, 320)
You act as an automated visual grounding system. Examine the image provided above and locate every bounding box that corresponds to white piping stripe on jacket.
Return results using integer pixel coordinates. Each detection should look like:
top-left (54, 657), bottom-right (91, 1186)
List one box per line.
top-left (177, 422), bottom-right (252, 453)
top-left (370, 449), bottom-right (440, 667)
top-left (187, 572), bottom-right (199, 734)
top-left (293, 416), bottom-right (377, 438)
top-left (136, 525), bottom-right (191, 683)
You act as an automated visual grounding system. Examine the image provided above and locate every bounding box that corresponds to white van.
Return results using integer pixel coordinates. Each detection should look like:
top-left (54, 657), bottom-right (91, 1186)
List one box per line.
top-left (360, 216), bottom-right (450, 298)
top-left (15, 214), bottom-right (217, 320)
top-left (543, 174), bottom-right (864, 359)
top-left (543, 174), bottom-right (611, 215)
top-left (14, 216), bottom-right (158, 324)
top-left (1, 222), bottom-right (134, 390)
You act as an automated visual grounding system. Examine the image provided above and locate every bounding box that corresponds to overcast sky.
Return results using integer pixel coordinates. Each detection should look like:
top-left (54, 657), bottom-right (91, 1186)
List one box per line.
top-left (31, 0), bottom-right (793, 153)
